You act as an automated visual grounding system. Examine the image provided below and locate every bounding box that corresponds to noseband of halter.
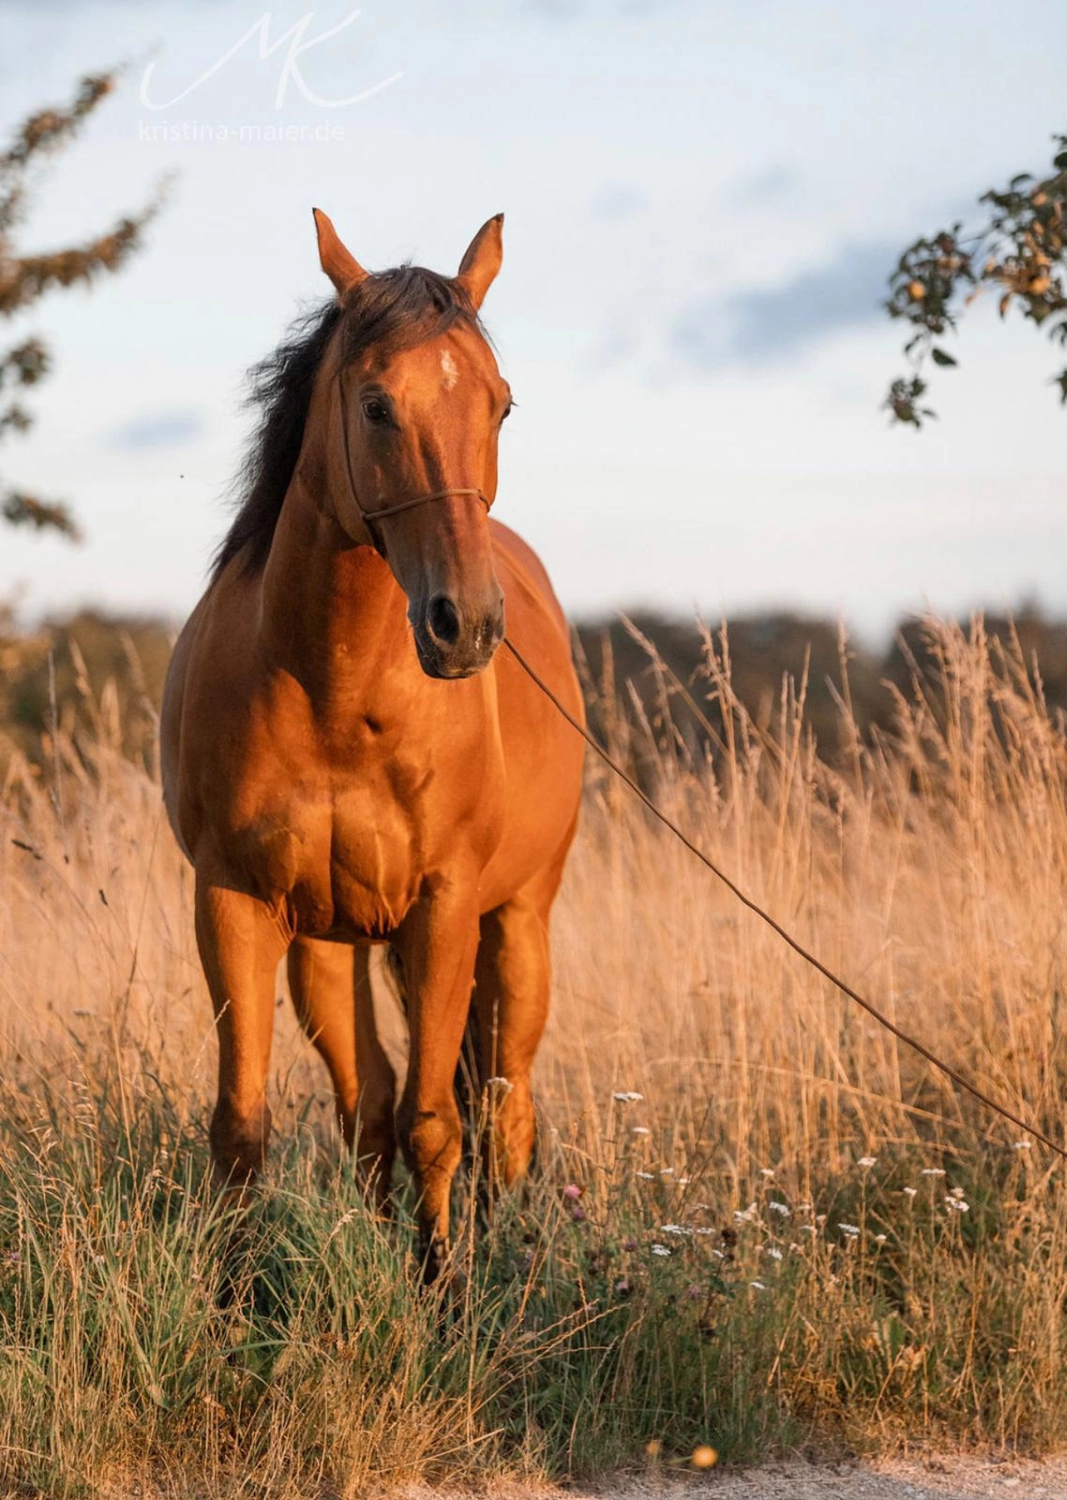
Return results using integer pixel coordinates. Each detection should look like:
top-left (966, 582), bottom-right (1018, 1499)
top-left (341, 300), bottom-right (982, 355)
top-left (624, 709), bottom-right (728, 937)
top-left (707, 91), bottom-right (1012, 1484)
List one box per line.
top-left (335, 372), bottom-right (490, 543)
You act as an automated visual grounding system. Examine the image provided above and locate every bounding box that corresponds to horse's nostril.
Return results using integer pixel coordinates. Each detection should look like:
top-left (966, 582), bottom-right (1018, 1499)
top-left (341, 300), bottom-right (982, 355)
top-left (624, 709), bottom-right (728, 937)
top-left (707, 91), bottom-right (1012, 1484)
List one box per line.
top-left (427, 594), bottom-right (461, 647)
top-left (478, 602), bottom-right (506, 653)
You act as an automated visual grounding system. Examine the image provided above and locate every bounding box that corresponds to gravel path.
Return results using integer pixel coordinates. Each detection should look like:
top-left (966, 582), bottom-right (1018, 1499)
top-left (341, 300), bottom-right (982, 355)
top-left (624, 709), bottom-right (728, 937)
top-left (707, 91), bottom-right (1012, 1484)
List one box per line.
top-left (394, 1455), bottom-right (1067, 1500)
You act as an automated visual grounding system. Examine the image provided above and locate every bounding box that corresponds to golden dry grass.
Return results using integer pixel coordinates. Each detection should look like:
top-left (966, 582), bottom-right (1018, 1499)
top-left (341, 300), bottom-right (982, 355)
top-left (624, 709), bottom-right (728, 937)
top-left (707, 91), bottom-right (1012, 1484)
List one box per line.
top-left (1, 613), bottom-right (1066, 1496)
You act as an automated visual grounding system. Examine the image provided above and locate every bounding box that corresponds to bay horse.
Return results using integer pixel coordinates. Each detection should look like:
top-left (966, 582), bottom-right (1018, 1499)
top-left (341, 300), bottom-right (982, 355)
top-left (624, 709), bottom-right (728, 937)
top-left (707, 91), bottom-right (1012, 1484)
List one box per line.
top-left (161, 210), bottom-right (584, 1276)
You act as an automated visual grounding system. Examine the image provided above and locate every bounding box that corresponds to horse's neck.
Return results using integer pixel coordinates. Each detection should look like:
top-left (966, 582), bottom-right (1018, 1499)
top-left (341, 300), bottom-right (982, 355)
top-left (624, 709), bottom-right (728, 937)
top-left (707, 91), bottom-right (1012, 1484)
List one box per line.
top-left (259, 476), bottom-right (408, 715)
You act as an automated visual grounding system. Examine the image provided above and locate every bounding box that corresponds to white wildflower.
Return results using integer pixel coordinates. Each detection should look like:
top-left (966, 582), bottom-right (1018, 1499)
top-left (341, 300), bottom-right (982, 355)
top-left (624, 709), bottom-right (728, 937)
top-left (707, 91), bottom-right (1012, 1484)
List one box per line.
top-left (874, 1233), bottom-right (887, 1244)
top-left (838, 1223), bottom-right (860, 1238)
top-left (631, 1126), bottom-right (650, 1136)
top-left (635, 1171), bottom-right (655, 1181)
top-left (759, 1167), bottom-right (775, 1178)
top-left (764, 1246), bottom-right (784, 1261)
top-left (749, 1280), bottom-right (767, 1291)
top-left (921, 1168), bottom-right (946, 1177)
top-left (660, 1224), bottom-right (690, 1237)
top-left (945, 1197), bottom-right (970, 1214)
top-left (650, 1243), bottom-right (671, 1257)
top-left (613, 1091), bottom-right (644, 1104)
top-left (903, 1186), bottom-right (918, 1197)
top-left (1012, 1141), bottom-right (1032, 1151)
top-left (857, 1156), bottom-right (877, 1168)
top-left (769, 1201), bottom-right (791, 1217)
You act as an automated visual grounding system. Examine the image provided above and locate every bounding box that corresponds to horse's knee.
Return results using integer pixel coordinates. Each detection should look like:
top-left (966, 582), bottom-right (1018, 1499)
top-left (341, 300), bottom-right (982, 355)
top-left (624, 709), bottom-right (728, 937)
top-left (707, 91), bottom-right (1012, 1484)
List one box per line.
top-left (210, 1095), bottom-right (272, 1185)
top-left (397, 1099), bottom-right (462, 1181)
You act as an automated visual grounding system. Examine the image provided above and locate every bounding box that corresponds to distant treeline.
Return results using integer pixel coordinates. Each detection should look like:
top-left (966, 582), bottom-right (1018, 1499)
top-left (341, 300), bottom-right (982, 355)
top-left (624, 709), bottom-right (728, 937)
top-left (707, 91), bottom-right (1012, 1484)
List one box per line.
top-left (0, 604), bottom-right (170, 770)
top-left (3, 603), bottom-right (1067, 772)
top-left (575, 607), bottom-right (1067, 756)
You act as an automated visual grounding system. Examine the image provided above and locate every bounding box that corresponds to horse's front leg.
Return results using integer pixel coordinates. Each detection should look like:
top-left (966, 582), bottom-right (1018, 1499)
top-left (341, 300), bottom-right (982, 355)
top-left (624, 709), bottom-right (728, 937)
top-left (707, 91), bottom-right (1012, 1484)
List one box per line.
top-left (392, 882), bottom-right (480, 1281)
top-left (195, 871), bottom-right (291, 1189)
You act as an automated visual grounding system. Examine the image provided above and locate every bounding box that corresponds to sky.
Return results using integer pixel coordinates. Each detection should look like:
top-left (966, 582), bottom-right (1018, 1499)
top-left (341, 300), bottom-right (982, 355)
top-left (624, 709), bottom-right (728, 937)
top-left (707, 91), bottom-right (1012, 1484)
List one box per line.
top-left (1, 0), bottom-right (1066, 641)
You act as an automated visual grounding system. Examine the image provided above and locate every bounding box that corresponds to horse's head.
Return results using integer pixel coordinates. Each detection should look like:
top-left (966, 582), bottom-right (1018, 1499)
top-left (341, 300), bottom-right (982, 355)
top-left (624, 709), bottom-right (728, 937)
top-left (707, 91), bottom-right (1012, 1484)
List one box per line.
top-left (314, 209), bottom-right (511, 680)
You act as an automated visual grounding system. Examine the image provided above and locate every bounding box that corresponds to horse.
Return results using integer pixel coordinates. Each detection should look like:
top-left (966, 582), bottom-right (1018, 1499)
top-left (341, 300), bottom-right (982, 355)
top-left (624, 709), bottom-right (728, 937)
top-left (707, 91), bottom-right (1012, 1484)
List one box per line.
top-left (161, 210), bottom-right (584, 1277)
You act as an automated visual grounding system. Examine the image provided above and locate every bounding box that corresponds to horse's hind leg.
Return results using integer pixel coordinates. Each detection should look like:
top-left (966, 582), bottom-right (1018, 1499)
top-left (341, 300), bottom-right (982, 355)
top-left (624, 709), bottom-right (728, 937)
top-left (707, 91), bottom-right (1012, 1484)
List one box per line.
top-left (287, 936), bottom-right (397, 1201)
top-left (470, 857), bottom-right (564, 1189)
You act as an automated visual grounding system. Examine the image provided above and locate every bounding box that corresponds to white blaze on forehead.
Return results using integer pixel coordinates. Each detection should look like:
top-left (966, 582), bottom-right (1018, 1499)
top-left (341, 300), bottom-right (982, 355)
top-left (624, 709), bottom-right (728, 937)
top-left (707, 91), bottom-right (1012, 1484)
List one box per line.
top-left (440, 350), bottom-right (459, 391)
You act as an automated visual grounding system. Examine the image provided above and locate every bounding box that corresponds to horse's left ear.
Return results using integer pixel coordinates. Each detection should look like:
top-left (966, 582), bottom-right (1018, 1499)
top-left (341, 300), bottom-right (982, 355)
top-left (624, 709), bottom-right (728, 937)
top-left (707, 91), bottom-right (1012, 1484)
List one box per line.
top-left (313, 207), bottom-right (368, 298)
top-left (457, 213), bottom-right (504, 310)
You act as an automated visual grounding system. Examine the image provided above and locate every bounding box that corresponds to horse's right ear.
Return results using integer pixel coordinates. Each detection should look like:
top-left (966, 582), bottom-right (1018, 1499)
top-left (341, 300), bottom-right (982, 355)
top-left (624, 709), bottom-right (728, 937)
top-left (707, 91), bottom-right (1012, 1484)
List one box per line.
top-left (312, 208), bottom-right (368, 298)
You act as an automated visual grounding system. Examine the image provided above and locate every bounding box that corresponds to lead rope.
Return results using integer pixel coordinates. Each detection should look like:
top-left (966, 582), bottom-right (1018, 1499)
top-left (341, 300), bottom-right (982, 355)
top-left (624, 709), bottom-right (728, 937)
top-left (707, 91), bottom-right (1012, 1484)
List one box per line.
top-left (503, 634), bottom-right (1067, 1163)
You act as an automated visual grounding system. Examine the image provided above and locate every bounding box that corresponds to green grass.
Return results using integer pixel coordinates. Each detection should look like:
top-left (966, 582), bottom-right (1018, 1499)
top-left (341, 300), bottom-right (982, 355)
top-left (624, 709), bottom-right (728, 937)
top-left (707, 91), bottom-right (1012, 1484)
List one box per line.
top-left (1, 1064), bottom-right (1066, 1497)
top-left (3, 613), bottom-right (1067, 1494)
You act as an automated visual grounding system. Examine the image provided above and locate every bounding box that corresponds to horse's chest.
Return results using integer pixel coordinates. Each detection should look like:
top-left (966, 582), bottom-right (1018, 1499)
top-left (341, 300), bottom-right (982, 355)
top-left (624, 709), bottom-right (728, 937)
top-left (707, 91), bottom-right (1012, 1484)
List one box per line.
top-left (237, 773), bottom-right (424, 940)
top-left (325, 781), bottom-right (424, 934)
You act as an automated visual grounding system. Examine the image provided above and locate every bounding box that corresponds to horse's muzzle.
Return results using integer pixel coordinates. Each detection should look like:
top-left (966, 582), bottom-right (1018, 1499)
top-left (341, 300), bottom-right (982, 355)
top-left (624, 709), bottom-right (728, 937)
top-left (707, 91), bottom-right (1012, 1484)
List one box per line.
top-left (413, 591), bottom-right (506, 679)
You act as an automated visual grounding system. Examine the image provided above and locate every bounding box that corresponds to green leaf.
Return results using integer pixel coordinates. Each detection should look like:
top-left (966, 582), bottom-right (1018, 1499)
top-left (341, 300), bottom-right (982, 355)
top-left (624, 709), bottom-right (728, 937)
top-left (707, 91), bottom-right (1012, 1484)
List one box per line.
top-left (930, 348), bottom-right (958, 367)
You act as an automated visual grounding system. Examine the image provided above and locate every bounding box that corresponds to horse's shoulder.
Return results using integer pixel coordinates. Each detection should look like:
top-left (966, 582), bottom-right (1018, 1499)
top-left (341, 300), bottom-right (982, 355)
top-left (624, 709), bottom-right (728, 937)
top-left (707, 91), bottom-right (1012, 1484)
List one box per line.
top-left (490, 519), bottom-right (566, 630)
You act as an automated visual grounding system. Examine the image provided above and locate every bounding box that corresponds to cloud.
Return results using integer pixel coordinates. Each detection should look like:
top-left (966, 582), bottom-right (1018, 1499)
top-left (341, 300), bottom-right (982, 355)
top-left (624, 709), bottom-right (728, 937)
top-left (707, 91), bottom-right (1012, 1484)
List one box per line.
top-left (673, 238), bottom-right (898, 370)
top-left (110, 410), bottom-right (205, 450)
top-left (590, 182), bottom-right (646, 220)
top-left (730, 163), bottom-right (798, 206)
top-left (522, 0), bottom-right (703, 17)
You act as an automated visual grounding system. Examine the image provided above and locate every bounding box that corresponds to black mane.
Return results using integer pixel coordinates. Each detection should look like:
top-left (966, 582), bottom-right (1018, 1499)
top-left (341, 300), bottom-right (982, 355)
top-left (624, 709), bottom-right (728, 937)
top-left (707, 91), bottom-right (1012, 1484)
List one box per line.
top-left (211, 266), bottom-right (479, 582)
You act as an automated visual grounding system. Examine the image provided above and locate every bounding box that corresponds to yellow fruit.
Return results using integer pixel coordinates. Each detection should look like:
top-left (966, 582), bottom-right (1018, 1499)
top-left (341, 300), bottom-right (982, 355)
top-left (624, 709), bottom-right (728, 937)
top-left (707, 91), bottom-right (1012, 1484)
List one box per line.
top-left (907, 280), bottom-right (926, 301)
top-left (645, 1439), bottom-right (662, 1458)
top-left (692, 1445), bottom-right (719, 1468)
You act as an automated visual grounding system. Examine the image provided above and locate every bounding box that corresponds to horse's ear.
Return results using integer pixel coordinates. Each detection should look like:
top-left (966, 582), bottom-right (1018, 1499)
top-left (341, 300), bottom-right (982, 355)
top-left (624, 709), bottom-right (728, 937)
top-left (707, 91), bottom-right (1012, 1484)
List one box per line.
top-left (312, 208), bottom-right (368, 298)
top-left (456, 213), bottom-right (504, 310)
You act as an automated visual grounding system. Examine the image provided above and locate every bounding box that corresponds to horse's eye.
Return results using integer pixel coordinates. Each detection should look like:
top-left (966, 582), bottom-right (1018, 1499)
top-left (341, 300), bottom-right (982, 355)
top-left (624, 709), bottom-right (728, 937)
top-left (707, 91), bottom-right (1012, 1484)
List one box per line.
top-left (501, 402), bottom-right (514, 423)
top-left (362, 398), bottom-right (390, 425)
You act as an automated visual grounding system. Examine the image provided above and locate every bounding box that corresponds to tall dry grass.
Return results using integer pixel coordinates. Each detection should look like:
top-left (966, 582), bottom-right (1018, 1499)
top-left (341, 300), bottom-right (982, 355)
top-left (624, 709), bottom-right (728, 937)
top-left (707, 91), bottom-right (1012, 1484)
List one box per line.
top-left (1, 614), bottom-right (1066, 1496)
